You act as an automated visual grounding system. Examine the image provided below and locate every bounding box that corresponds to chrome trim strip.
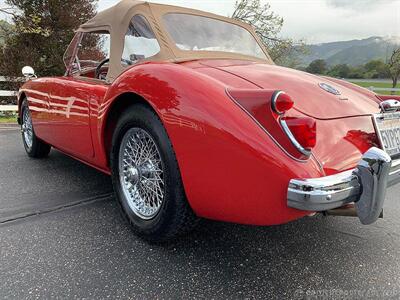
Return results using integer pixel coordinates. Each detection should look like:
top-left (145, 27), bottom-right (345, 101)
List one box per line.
top-left (271, 90), bottom-right (285, 115)
top-left (288, 147), bottom-right (400, 225)
top-left (280, 119), bottom-right (312, 157)
top-left (311, 152), bottom-right (325, 175)
top-left (271, 90), bottom-right (312, 157)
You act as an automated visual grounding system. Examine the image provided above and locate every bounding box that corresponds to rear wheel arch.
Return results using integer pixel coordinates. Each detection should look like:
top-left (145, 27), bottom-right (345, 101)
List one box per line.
top-left (109, 103), bottom-right (198, 242)
top-left (103, 92), bottom-right (160, 165)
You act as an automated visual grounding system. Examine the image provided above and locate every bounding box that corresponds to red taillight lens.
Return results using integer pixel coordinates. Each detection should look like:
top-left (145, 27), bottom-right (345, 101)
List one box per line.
top-left (272, 91), bottom-right (294, 115)
top-left (226, 88), bottom-right (315, 159)
top-left (282, 117), bottom-right (317, 150)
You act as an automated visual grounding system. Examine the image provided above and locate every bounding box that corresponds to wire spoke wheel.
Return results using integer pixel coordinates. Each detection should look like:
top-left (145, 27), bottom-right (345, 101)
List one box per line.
top-left (20, 99), bottom-right (51, 159)
top-left (111, 105), bottom-right (198, 241)
top-left (118, 128), bottom-right (165, 220)
top-left (22, 108), bottom-right (33, 149)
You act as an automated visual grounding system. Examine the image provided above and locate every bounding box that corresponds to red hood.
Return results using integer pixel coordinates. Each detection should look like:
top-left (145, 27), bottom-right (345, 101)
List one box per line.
top-left (188, 60), bottom-right (381, 119)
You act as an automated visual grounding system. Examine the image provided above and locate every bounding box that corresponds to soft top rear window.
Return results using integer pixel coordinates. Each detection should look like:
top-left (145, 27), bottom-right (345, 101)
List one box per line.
top-left (163, 13), bottom-right (267, 60)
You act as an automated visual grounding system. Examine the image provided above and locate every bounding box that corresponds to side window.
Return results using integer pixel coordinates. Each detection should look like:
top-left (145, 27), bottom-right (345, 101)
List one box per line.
top-left (122, 15), bottom-right (160, 65)
top-left (63, 33), bottom-right (81, 73)
top-left (73, 31), bottom-right (111, 78)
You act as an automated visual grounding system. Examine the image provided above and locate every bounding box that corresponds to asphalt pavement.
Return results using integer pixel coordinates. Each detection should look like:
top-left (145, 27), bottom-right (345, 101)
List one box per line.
top-left (1, 126), bottom-right (400, 299)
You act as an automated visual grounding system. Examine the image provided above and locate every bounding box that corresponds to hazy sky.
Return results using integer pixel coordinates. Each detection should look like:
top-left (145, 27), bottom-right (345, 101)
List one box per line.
top-left (1, 0), bottom-right (399, 43)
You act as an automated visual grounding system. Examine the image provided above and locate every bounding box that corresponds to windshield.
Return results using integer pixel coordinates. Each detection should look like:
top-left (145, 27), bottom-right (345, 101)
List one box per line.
top-left (163, 13), bottom-right (267, 60)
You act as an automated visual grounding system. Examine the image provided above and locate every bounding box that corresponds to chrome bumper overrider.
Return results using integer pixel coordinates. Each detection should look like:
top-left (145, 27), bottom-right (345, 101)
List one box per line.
top-left (287, 147), bottom-right (400, 225)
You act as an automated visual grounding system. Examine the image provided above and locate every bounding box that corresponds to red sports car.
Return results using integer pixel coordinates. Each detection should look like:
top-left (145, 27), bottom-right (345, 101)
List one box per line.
top-left (18, 0), bottom-right (400, 242)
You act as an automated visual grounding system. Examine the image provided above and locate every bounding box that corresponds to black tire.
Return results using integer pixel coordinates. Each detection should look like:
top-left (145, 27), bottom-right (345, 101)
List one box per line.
top-left (21, 99), bottom-right (51, 158)
top-left (110, 104), bottom-right (198, 242)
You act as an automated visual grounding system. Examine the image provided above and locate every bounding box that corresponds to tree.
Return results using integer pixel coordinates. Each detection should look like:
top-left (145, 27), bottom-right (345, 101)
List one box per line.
top-left (387, 48), bottom-right (400, 88)
top-left (347, 66), bottom-right (366, 79)
top-left (327, 64), bottom-right (350, 78)
top-left (0, 20), bottom-right (14, 45)
top-left (232, 0), bottom-right (307, 66)
top-left (0, 0), bottom-right (98, 77)
top-left (364, 60), bottom-right (390, 79)
top-left (306, 59), bottom-right (327, 75)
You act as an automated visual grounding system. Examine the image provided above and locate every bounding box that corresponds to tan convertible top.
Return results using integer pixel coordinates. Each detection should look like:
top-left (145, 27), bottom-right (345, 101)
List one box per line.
top-left (78, 0), bottom-right (273, 81)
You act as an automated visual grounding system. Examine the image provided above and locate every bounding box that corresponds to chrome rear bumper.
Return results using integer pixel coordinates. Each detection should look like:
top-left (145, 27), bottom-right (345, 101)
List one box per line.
top-left (287, 147), bottom-right (400, 225)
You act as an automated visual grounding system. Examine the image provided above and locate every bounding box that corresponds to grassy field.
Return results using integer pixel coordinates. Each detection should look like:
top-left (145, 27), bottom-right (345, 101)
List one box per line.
top-left (0, 116), bottom-right (17, 124)
top-left (349, 81), bottom-right (400, 95)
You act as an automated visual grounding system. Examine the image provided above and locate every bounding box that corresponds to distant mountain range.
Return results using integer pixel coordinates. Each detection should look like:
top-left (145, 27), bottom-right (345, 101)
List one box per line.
top-left (299, 36), bottom-right (400, 67)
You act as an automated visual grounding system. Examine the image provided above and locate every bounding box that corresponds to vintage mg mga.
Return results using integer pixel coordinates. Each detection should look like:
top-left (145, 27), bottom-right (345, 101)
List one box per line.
top-left (17, 0), bottom-right (400, 241)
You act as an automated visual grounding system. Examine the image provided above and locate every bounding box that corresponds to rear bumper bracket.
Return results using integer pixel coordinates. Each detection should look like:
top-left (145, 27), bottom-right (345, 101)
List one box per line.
top-left (287, 147), bottom-right (400, 225)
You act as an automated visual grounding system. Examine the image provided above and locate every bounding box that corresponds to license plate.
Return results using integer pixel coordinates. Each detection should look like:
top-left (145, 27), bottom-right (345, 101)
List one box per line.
top-left (373, 112), bottom-right (400, 157)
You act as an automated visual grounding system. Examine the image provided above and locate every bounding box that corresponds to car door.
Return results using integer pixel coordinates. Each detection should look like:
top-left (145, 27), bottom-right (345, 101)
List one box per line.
top-left (48, 77), bottom-right (98, 160)
top-left (47, 31), bottom-right (111, 161)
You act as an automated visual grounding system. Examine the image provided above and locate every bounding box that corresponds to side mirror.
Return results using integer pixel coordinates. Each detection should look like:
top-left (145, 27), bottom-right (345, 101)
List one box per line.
top-left (22, 66), bottom-right (36, 79)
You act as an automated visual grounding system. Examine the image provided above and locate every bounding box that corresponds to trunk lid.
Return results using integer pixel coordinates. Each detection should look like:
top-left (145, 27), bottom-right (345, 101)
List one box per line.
top-left (193, 60), bottom-right (381, 119)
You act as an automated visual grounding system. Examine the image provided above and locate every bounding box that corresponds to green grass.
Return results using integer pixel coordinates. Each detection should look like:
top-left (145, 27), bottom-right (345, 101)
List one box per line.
top-left (0, 116), bottom-right (17, 124)
top-left (349, 81), bottom-right (400, 95)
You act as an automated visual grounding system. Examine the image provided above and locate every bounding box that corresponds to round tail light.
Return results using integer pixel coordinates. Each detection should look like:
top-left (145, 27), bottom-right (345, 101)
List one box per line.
top-left (271, 91), bottom-right (294, 115)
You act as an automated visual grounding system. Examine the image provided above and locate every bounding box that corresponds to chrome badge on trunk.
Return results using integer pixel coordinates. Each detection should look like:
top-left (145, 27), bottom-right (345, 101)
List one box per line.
top-left (319, 83), bottom-right (341, 95)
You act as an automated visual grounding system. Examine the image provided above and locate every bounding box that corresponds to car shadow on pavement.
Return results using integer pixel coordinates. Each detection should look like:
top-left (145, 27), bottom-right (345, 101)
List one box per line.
top-left (1, 179), bottom-right (399, 299)
top-left (101, 197), bottom-right (400, 299)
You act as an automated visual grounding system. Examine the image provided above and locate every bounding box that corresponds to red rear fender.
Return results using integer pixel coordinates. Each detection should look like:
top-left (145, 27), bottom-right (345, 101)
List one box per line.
top-left (100, 63), bottom-right (324, 225)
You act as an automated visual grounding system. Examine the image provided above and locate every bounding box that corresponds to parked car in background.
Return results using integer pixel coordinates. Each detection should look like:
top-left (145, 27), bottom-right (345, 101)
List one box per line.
top-left (18, 0), bottom-right (400, 242)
